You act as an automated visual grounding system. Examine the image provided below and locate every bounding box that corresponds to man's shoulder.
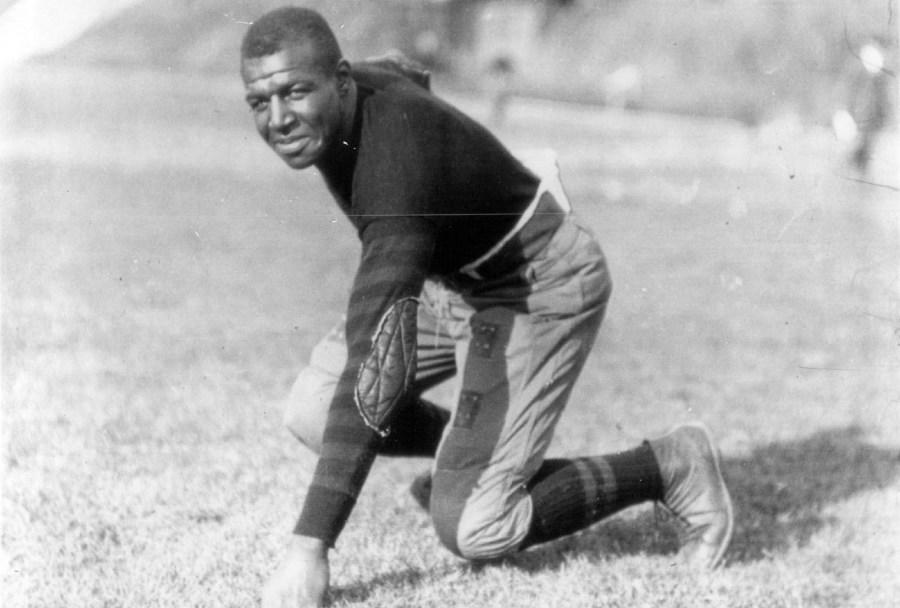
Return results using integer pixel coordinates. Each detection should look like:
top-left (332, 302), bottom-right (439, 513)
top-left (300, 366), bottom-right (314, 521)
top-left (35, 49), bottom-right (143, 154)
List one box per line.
top-left (358, 79), bottom-right (469, 141)
top-left (362, 79), bottom-right (436, 111)
top-left (351, 52), bottom-right (431, 91)
top-left (350, 54), bottom-right (461, 121)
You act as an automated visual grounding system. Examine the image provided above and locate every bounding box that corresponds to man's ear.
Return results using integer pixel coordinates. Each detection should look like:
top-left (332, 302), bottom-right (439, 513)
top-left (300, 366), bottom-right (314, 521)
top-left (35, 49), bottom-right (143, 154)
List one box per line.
top-left (336, 59), bottom-right (353, 96)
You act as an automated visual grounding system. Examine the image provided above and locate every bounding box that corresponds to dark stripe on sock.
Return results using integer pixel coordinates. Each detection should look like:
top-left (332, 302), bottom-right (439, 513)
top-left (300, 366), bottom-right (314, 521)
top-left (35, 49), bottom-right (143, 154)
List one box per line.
top-left (573, 458), bottom-right (598, 528)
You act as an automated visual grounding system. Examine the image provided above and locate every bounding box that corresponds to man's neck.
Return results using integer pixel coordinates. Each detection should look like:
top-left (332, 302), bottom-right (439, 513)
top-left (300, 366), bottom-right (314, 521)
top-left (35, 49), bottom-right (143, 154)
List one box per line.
top-left (339, 80), bottom-right (358, 145)
top-left (315, 79), bottom-right (359, 171)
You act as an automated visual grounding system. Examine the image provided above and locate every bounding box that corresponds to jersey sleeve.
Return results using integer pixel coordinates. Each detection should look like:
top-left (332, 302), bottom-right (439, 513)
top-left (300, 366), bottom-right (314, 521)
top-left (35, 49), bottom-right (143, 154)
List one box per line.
top-left (293, 216), bottom-right (435, 545)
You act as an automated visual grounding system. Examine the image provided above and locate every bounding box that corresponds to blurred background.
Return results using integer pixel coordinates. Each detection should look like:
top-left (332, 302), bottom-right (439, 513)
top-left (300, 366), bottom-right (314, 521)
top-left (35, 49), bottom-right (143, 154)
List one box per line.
top-left (2, 0), bottom-right (897, 192)
top-left (2, 0), bottom-right (898, 123)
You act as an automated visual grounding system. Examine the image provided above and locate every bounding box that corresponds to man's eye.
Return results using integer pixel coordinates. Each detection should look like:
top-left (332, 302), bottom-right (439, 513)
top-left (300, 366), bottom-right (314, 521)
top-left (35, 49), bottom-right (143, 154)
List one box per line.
top-left (249, 100), bottom-right (268, 112)
top-left (287, 88), bottom-right (308, 100)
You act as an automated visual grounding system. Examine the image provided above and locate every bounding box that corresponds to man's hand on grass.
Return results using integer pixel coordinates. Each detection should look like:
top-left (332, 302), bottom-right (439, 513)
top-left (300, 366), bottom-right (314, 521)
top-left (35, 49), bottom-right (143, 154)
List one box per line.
top-left (262, 535), bottom-right (330, 608)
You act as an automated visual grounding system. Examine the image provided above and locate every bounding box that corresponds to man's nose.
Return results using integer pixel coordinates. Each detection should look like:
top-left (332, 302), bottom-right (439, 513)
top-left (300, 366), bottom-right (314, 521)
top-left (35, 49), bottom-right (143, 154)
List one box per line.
top-left (269, 97), bottom-right (296, 131)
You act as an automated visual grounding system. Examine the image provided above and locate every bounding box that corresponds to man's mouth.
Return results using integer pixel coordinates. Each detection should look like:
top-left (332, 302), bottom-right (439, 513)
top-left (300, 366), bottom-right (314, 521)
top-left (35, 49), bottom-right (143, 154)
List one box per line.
top-left (272, 135), bottom-right (310, 155)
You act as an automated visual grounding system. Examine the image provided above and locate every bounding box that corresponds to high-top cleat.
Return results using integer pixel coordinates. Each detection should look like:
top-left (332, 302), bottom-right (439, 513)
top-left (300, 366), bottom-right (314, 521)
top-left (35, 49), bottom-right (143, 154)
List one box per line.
top-left (649, 422), bottom-right (734, 570)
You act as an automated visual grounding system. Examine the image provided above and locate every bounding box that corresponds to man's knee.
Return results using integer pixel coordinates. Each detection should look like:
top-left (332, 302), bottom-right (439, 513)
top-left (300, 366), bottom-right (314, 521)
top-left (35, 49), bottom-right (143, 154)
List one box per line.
top-left (430, 471), bottom-right (531, 560)
top-left (282, 365), bottom-right (336, 453)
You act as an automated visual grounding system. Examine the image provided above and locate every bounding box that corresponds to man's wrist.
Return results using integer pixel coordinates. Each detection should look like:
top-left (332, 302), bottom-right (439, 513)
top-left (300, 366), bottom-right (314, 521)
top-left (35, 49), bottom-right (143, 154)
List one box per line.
top-left (295, 484), bottom-right (359, 544)
top-left (289, 534), bottom-right (329, 557)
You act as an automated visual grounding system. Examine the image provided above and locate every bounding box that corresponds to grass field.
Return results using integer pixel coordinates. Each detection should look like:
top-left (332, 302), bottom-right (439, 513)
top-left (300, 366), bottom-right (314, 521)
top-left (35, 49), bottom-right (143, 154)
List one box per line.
top-left (2, 64), bottom-right (900, 607)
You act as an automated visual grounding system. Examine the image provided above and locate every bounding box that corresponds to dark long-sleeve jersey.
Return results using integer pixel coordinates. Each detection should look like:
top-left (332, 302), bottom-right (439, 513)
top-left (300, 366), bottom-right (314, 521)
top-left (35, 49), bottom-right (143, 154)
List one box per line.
top-left (294, 65), bottom-right (540, 544)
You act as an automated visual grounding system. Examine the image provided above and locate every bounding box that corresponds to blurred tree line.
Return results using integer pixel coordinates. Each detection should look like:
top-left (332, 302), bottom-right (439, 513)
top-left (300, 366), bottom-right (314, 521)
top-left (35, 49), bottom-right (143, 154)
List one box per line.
top-left (55, 0), bottom-right (897, 124)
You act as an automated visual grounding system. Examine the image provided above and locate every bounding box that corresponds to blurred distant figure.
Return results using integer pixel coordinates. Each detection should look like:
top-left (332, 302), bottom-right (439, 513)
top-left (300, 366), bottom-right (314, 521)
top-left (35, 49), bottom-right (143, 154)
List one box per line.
top-left (486, 54), bottom-right (516, 126)
top-left (603, 64), bottom-right (643, 110)
top-left (413, 29), bottom-right (442, 69)
top-left (835, 41), bottom-right (893, 176)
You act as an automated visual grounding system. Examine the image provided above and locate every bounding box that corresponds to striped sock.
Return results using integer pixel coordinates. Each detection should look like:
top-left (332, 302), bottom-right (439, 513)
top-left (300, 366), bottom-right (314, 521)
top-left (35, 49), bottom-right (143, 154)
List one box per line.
top-left (522, 442), bottom-right (663, 548)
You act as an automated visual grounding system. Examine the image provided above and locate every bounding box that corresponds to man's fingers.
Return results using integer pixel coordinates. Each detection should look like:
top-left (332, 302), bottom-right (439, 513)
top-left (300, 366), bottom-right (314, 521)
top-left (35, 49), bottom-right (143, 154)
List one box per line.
top-left (262, 579), bottom-right (323, 608)
top-left (260, 583), bottom-right (282, 608)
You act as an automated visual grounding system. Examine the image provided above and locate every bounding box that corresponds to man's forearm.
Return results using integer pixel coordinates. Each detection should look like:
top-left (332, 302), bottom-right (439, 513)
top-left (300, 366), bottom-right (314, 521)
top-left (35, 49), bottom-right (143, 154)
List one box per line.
top-left (293, 445), bottom-right (378, 545)
top-left (293, 219), bottom-right (434, 546)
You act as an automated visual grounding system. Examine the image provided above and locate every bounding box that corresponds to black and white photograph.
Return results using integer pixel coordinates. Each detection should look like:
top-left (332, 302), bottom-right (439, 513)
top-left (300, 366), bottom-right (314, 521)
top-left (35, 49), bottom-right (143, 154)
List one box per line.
top-left (2, 1), bottom-right (898, 606)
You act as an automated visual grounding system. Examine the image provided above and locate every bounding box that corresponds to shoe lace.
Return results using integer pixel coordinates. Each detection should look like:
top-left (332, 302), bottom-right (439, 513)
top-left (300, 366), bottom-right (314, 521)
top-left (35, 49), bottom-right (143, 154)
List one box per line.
top-left (654, 500), bottom-right (687, 527)
top-left (655, 501), bottom-right (715, 549)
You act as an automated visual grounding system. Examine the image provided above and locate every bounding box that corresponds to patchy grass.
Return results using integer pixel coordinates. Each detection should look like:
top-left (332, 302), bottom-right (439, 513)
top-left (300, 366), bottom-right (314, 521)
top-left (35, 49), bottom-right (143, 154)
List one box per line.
top-left (2, 66), bottom-right (899, 607)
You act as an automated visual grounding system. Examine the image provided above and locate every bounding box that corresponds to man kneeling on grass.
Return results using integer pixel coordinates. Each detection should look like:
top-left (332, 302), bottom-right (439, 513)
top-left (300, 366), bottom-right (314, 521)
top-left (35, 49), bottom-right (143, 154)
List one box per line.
top-left (239, 7), bottom-right (734, 607)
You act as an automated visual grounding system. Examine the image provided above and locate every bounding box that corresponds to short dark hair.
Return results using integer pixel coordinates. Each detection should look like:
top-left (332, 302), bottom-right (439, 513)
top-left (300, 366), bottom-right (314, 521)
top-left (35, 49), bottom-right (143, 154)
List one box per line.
top-left (241, 7), bottom-right (342, 72)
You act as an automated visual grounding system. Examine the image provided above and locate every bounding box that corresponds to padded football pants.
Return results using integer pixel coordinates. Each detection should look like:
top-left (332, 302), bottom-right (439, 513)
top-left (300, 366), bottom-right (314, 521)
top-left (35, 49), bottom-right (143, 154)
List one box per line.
top-left (283, 211), bottom-right (612, 559)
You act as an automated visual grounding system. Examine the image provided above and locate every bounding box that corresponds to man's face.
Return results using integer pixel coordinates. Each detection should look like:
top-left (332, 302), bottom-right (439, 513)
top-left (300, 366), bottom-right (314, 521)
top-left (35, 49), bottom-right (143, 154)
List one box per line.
top-left (241, 43), bottom-right (344, 169)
